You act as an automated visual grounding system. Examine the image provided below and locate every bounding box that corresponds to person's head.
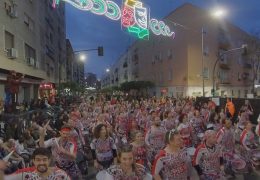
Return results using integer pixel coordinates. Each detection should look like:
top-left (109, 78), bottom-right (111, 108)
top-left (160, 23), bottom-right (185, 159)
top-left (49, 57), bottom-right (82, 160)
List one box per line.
top-left (93, 124), bottom-right (107, 139)
top-left (225, 119), bottom-right (232, 129)
top-left (7, 139), bottom-right (16, 148)
top-left (59, 125), bottom-right (73, 140)
top-left (194, 110), bottom-right (200, 117)
top-left (164, 111), bottom-right (169, 119)
top-left (152, 116), bottom-right (161, 127)
top-left (203, 103), bottom-right (208, 108)
top-left (132, 131), bottom-right (144, 143)
top-left (204, 130), bottom-right (217, 147)
top-left (118, 144), bottom-right (134, 169)
top-left (18, 137), bottom-right (24, 144)
top-left (245, 121), bottom-right (253, 131)
top-left (32, 148), bottom-right (52, 174)
top-left (179, 114), bottom-right (188, 124)
top-left (165, 129), bottom-right (183, 148)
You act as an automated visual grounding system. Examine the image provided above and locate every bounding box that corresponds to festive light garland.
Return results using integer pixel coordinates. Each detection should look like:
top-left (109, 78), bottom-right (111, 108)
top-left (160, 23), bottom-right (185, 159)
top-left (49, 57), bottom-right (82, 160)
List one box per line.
top-left (52, 0), bottom-right (175, 39)
top-left (122, 0), bottom-right (149, 39)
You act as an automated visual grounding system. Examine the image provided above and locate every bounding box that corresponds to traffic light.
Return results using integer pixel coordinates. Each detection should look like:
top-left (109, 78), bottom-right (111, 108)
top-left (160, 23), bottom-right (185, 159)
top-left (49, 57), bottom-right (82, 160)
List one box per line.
top-left (98, 46), bottom-right (104, 56)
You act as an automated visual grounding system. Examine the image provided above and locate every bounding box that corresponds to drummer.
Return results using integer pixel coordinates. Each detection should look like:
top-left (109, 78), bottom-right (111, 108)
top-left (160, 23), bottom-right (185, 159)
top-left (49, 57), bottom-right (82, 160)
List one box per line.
top-left (240, 121), bottom-right (257, 151)
top-left (98, 144), bottom-right (152, 180)
top-left (240, 121), bottom-right (257, 164)
top-left (193, 130), bottom-right (224, 180)
top-left (216, 119), bottom-right (236, 153)
top-left (152, 129), bottom-right (192, 180)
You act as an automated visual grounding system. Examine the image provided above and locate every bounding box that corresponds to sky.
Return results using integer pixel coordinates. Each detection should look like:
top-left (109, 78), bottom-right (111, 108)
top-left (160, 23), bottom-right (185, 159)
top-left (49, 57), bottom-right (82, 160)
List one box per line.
top-left (65, 0), bottom-right (260, 78)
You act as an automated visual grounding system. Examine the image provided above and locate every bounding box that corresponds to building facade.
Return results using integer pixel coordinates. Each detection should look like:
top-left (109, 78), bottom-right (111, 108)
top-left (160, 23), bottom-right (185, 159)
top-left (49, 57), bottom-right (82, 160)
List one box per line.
top-left (66, 39), bottom-right (85, 87)
top-left (102, 3), bottom-right (259, 98)
top-left (0, 0), bottom-right (66, 102)
top-left (85, 72), bottom-right (97, 88)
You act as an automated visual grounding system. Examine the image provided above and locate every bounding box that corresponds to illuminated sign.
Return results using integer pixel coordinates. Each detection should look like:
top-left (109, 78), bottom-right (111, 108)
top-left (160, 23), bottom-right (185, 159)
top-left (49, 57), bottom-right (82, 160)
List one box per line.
top-left (53, 0), bottom-right (175, 39)
top-left (122, 0), bottom-right (149, 39)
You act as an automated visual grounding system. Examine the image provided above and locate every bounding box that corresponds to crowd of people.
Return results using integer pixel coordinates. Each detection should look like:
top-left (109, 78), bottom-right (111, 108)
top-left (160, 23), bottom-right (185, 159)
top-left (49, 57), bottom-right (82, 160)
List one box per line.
top-left (0, 95), bottom-right (259, 179)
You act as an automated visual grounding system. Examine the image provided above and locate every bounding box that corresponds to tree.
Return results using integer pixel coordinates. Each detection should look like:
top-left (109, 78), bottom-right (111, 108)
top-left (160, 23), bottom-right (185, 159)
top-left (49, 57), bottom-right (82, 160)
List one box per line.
top-left (120, 81), bottom-right (154, 96)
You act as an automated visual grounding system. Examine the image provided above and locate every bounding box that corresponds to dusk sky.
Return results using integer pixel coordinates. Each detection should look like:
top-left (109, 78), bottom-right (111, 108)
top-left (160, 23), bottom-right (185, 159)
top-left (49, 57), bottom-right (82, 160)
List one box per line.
top-left (65, 0), bottom-right (260, 78)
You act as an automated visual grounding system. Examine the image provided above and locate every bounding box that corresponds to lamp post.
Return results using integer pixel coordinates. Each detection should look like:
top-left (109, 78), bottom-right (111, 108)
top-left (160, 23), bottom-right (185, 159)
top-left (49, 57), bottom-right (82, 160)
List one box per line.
top-left (201, 8), bottom-right (227, 97)
top-left (201, 27), bottom-right (205, 97)
top-left (212, 44), bottom-right (247, 97)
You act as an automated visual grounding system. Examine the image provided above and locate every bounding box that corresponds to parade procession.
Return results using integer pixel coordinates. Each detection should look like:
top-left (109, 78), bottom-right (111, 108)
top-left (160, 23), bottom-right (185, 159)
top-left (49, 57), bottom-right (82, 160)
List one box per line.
top-left (0, 0), bottom-right (260, 179)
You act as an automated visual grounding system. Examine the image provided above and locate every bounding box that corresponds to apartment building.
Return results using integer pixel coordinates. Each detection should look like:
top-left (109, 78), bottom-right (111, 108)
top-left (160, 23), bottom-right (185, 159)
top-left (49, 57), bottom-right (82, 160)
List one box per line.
top-left (66, 39), bottom-right (85, 87)
top-left (102, 3), bottom-right (259, 98)
top-left (0, 0), bottom-right (66, 102)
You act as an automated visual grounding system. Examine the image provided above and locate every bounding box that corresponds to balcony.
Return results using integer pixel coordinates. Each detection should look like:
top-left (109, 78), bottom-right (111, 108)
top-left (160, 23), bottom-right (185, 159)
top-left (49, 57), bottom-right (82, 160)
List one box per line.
top-left (242, 72), bottom-right (250, 80)
top-left (123, 62), bottom-right (128, 68)
top-left (219, 78), bottom-right (231, 85)
top-left (219, 60), bottom-right (230, 70)
top-left (243, 63), bottom-right (252, 69)
top-left (218, 33), bottom-right (230, 49)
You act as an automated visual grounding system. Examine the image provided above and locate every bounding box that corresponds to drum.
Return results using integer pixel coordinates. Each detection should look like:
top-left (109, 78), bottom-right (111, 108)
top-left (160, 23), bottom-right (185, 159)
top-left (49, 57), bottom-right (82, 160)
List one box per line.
top-left (231, 156), bottom-right (248, 174)
top-left (251, 149), bottom-right (260, 168)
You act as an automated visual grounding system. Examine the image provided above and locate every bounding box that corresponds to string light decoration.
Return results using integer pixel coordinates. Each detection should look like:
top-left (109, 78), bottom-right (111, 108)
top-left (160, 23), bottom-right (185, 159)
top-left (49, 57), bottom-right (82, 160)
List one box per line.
top-left (52, 0), bottom-right (175, 39)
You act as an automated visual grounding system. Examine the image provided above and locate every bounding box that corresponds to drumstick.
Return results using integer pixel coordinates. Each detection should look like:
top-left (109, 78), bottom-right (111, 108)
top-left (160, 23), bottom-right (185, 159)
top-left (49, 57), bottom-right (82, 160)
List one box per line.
top-left (3, 151), bottom-right (14, 162)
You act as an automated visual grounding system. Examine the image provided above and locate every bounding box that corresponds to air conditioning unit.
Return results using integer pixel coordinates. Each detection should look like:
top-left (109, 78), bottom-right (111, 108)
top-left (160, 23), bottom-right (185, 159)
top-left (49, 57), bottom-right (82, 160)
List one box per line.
top-left (7, 48), bottom-right (18, 59)
top-left (27, 57), bottom-right (35, 66)
top-left (9, 7), bottom-right (18, 18)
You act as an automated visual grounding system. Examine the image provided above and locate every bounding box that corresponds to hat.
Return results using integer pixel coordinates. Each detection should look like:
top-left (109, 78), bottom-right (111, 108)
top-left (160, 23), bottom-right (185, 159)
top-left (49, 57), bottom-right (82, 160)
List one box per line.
top-left (149, 109), bottom-right (155, 114)
top-left (206, 124), bottom-right (214, 130)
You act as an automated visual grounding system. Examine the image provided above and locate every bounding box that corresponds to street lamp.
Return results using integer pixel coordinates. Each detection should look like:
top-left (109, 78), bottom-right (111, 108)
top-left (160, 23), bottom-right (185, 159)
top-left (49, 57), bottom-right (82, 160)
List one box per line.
top-left (211, 7), bottom-right (227, 18)
top-left (79, 54), bottom-right (86, 62)
top-left (106, 68), bottom-right (110, 73)
top-left (212, 44), bottom-right (247, 97)
top-left (202, 8), bottom-right (227, 97)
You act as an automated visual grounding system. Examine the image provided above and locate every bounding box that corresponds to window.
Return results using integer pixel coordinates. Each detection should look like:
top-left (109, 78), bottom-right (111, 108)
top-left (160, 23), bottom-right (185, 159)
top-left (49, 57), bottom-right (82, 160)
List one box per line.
top-left (50, 33), bottom-right (53, 44)
top-left (167, 49), bottom-right (173, 59)
top-left (24, 13), bottom-right (35, 31)
top-left (25, 43), bottom-right (36, 60)
top-left (219, 49), bottom-right (228, 64)
top-left (168, 69), bottom-right (173, 81)
top-left (5, 31), bottom-right (14, 49)
top-left (203, 67), bottom-right (209, 79)
top-left (160, 72), bottom-right (163, 82)
top-left (29, 19), bottom-right (35, 31)
top-left (244, 90), bottom-right (248, 98)
top-left (219, 70), bottom-right (227, 80)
